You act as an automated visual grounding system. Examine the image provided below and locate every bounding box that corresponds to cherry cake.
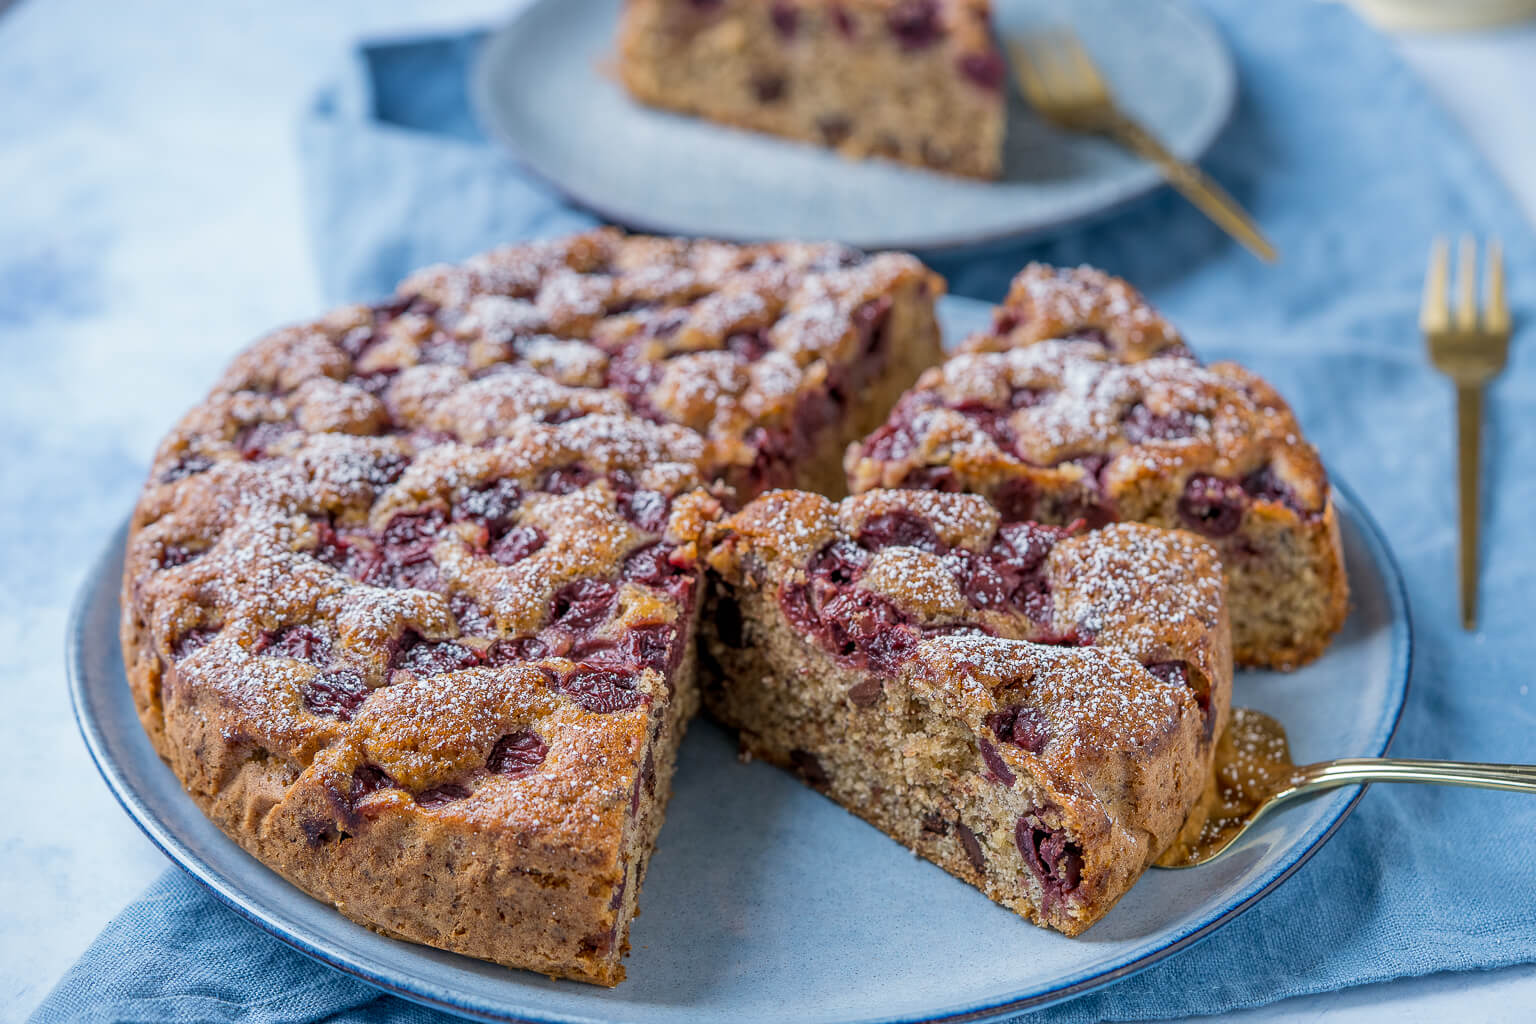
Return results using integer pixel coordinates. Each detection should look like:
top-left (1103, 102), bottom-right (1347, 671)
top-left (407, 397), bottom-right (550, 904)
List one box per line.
top-left (848, 264), bottom-right (1349, 669)
top-left (693, 488), bottom-right (1232, 935)
top-left (120, 229), bottom-right (939, 984)
top-left (616, 0), bottom-right (1007, 178)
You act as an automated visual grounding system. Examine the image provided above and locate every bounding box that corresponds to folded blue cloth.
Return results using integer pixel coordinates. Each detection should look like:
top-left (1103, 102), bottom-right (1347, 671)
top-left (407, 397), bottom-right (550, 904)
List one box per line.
top-left (35, 1), bottom-right (1536, 1021)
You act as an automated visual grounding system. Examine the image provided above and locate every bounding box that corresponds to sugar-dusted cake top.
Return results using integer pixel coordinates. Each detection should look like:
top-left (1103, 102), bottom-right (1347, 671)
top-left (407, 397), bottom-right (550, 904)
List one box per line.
top-left (700, 487), bottom-right (1231, 739)
top-left (961, 262), bottom-right (1187, 362)
top-left (848, 338), bottom-right (1330, 522)
top-left (907, 632), bottom-right (1201, 784)
top-left (128, 402), bottom-right (720, 834)
top-left (207, 228), bottom-right (939, 491)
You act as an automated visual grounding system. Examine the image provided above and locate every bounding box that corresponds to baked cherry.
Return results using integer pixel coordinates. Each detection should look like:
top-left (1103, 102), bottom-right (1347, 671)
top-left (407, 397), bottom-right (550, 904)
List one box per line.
top-left (415, 783), bottom-right (471, 807)
top-left (454, 479), bottom-right (523, 536)
top-left (977, 737), bottom-right (1016, 786)
top-left (959, 51), bottom-right (1006, 91)
top-left (549, 579), bottom-right (618, 634)
top-left (160, 544), bottom-right (199, 569)
top-left (1121, 402), bottom-right (1201, 443)
top-left (486, 636), bottom-right (550, 664)
top-left (488, 729), bottom-right (549, 776)
top-left (986, 704), bottom-right (1050, 753)
top-left (1177, 474), bottom-right (1247, 537)
top-left (541, 465), bottom-right (595, 495)
top-left (770, 1), bottom-right (798, 37)
top-left (303, 669), bottom-right (369, 720)
top-left (1016, 816), bottom-right (1084, 904)
top-left (390, 630), bottom-right (482, 675)
top-left (562, 666), bottom-right (646, 714)
top-left (957, 403), bottom-right (1016, 450)
top-left (955, 821), bottom-right (988, 875)
top-left (615, 488), bottom-right (669, 534)
top-left (790, 749), bottom-right (830, 790)
top-left (234, 421), bottom-right (292, 461)
top-left (857, 509), bottom-right (945, 553)
top-left (725, 329), bottom-right (772, 362)
top-left (173, 627), bottom-right (216, 660)
top-left (887, 0), bottom-right (943, 49)
top-left (491, 525), bottom-right (545, 565)
top-left (351, 764), bottom-right (393, 799)
top-left (255, 625), bottom-right (330, 664)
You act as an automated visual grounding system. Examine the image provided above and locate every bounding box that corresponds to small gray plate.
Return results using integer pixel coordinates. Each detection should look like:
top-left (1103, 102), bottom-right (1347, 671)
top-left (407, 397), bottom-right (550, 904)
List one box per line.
top-left (70, 298), bottom-right (1409, 1024)
top-left (472, 0), bottom-right (1236, 250)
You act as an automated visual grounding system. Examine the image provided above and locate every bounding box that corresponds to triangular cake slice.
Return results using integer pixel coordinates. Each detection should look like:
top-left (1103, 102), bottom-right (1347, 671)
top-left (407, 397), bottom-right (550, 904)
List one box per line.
top-left (690, 488), bottom-right (1232, 934)
top-left (616, 0), bottom-right (1008, 179)
top-left (123, 413), bottom-right (720, 984)
top-left (848, 264), bottom-right (1348, 669)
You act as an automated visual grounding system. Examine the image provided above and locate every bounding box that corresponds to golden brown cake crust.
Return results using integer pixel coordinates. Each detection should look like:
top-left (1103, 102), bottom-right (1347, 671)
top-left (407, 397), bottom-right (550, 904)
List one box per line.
top-left (123, 410), bottom-right (716, 985)
top-left (616, 0), bottom-right (1007, 178)
top-left (852, 266), bottom-right (1350, 670)
top-left (960, 262), bottom-right (1188, 361)
top-left (690, 488), bottom-right (1232, 934)
top-left (120, 229), bottom-right (946, 984)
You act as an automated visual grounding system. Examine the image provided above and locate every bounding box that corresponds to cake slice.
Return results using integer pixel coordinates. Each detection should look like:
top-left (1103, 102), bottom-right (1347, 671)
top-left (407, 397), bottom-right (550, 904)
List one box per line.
top-left (616, 0), bottom-right (1008, 179)
top-left (691, 488), bottom-right (1232, 934)
top-left (850, 267), bottom-right (1349, 670)
top-left (123, 412), bottom-right (723, 985)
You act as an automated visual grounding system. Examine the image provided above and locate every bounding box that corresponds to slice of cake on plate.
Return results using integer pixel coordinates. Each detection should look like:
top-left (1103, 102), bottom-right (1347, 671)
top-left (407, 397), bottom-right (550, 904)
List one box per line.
top-left (691, 488), bottom-right (1232, 934)
top-left (125, 411), bottom-right (721, 985)
top-left (849, 266), bottom-right (1349, 669)
top-left (616, 0), bottom-right (1008, 178)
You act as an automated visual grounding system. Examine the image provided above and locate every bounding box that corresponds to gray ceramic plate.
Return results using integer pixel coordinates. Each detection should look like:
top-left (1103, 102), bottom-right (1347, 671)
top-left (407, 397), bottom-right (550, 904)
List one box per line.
top-left (471, 0), bottom-right (1235, 250)
top-left (70, 298), bottom-right (1409, 1024)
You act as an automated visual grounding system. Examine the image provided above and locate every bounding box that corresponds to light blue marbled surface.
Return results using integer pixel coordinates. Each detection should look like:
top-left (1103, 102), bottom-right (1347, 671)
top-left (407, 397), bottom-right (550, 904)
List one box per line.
top-left (5, 1), bottom-right (1536, 1022)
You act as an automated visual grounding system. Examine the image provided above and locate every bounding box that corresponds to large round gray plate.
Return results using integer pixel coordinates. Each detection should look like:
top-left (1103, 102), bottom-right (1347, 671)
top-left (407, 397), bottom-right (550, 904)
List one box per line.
top-left (70, 298), bottom-right (1409, 1024)
top-left (472, 0), bottom-right (1235, 250)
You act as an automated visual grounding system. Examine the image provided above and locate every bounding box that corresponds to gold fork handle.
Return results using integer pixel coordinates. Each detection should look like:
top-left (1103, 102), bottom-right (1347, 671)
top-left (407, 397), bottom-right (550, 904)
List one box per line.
top-left (1283, 758), bottom-right (1536, 797)
top-left (1457, 383), bottom-right (1483, 630)
top-left (1105, 112), bottom-right (1277, 263)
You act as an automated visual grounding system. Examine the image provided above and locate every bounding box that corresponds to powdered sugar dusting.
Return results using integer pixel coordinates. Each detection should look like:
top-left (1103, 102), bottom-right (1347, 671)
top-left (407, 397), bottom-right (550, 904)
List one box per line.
top-left (914, 633), bottom-right (1193, 758)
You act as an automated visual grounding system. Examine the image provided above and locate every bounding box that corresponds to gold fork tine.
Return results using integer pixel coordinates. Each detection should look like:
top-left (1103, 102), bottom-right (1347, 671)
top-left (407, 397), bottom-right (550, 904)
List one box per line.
top-left (1421, 237), bottom-right (1450, 334)
top-left (1486, 239), bottom-right (1510, 334)
top-left (1011, 28), bottom-right (1277, 262)
top-left (1424, 234), bottom-right (1513, 631)
top-left (1457, 234), bottom-right (1480, 332)
top-left (1009, 39), bottom-right (1051, 109)
top-left (1062, 35), bottom-right (1108, 101)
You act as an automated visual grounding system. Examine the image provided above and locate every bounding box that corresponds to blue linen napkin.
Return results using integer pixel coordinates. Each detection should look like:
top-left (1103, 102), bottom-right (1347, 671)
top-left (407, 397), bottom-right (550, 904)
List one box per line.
top-left (35, 1), bottom-right (1536, 1021)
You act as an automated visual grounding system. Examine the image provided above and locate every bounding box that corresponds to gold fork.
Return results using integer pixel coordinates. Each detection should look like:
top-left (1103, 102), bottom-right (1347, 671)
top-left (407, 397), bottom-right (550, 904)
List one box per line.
top-left (1421, 236), bottom-right (1511, 630)
top-left (1010, 31), bottom-right (1277, 262)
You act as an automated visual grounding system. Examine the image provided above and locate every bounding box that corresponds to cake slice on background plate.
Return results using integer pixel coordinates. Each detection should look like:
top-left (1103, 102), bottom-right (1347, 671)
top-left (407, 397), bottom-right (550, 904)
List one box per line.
top-left (617, 0), bottom-right (1008, 178)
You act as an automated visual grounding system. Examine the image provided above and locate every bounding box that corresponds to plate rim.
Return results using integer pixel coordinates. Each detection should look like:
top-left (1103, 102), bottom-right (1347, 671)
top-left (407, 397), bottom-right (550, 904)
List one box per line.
top-left (68, 416), bottom-right (1411, 1024)
top-left (467, 0), bottom-right (1237, 252)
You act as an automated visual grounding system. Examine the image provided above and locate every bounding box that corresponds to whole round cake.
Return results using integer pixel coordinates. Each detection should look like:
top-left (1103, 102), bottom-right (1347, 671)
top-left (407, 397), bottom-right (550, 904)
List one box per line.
top-left (119, 233), bottom-right (1339, 984)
